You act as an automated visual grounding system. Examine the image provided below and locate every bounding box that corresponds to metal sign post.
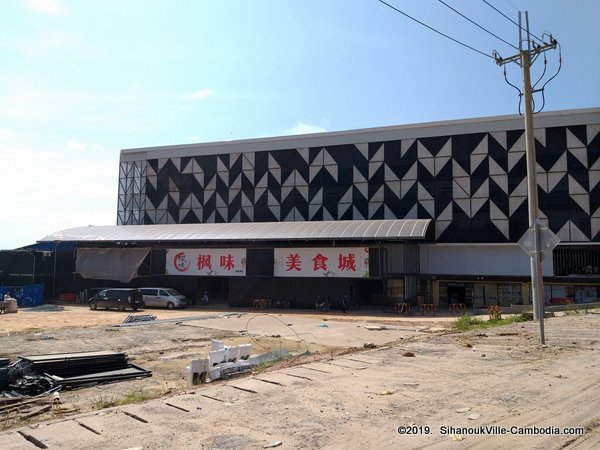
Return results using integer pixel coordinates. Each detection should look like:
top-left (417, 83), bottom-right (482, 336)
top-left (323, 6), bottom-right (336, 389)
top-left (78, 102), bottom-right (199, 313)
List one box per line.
top-left (518, 220), bottom-right (560, 344)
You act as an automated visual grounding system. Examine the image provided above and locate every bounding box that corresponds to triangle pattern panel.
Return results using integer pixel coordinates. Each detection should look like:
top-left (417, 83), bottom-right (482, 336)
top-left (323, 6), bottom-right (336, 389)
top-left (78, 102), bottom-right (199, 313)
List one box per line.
top-left (401, 139), bottom-right (416, 158)
top-left (368, 142), bottom-right (384, 162)
top-left (309, 204), bottom-right (322, 221)
top-left (452, 133), bottom-right (486, 175)
top-left (242, 206), bottom-right (254, 222)
top-left (181, 156), bottom-right (193, 174)
top-left (587, 124), bottom-right (600, 169)
top-left (404, 202), bottom-right (418, 218)
top-left (369, 202), bottom-right (384, 219)
top-left (567, 125), bottom-right (587, 148)
top-left (536, 127), bottom-right (564, 172)
top-left (352, 185), bottom-right (368, 219)
top-left (592, 213), bottom-right (600, 241)
top-left (489, 176), bottom-right (509, 217)
top-left (419, 135), bottom-right (451, 156)
top-left (567, 150), bottom-right (589, 192)
top-left (470, 157), bottom-right (489, 195)
top-left (122, 122), bottom-right (598, 241)
top-left (181, 210), bottom-right (199, 224)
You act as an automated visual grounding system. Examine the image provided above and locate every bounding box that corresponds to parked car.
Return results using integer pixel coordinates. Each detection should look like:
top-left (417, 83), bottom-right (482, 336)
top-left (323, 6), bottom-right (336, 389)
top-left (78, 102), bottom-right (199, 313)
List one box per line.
top-left (89, 288), bottom-right (144, 311)
top-left (138, 288), bottom-right (188, 309)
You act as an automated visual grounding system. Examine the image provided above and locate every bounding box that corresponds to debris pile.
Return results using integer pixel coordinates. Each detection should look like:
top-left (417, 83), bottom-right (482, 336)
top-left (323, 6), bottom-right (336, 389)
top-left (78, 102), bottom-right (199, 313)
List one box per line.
top-left (122, 313), bottom-right (157, 324)
top-left (1, 351), bottom-right (152, 397)
top-left (186, 340), bottom-right (289, 385)
top-left (18, 351), bottom-right (152, 389)
top-left (186, 340), bottom-right (252, 384)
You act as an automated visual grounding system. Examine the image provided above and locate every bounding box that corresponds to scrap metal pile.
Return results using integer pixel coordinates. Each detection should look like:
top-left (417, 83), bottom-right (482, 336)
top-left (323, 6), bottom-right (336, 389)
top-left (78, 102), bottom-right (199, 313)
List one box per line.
top-left (1, 351), bottom-right (152, 397)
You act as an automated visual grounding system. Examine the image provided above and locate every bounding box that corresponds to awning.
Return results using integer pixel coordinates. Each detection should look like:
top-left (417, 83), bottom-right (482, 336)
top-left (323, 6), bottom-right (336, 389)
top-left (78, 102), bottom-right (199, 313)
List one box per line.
top-left (76, 247), bottom-right (150, 282)
top-left (40, 219), bottom-right (432, 243)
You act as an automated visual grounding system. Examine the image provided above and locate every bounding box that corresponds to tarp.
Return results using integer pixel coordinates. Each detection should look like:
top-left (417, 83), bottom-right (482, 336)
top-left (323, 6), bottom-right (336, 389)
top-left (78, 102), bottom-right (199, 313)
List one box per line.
top-left (75, 248), bottom-right (150, 282)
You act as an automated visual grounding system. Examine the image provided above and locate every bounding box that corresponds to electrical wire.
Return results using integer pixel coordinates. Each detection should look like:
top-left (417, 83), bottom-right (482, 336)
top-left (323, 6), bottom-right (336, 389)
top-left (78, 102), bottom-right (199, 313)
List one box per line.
top-left (533, 41), bottom-right (562, 114)
top-left (245, 313), bottom-right (312, 354)
top-left (376, 0), bottom-right (494, 60)
top-left (481, 0), bottom-right (544, 44)
top-left (436, 0), bottom-right (517, 50)
top-left (532, 53), bottom-right (547, 90)
top-left (503, 65), bottom-right (523, 116)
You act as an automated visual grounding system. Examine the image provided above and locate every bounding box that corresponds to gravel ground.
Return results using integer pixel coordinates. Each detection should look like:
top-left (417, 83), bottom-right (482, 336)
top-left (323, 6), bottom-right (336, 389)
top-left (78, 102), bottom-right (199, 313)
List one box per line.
top-left (0, 306), bottom-right (598, 449)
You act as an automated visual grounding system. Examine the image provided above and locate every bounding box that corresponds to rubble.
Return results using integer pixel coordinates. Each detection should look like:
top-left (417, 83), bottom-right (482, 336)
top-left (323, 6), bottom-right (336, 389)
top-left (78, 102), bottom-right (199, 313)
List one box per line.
top-left (2, 351), bottom-right (151, 396)
top-left (185, 339), bottom-right (289, 384)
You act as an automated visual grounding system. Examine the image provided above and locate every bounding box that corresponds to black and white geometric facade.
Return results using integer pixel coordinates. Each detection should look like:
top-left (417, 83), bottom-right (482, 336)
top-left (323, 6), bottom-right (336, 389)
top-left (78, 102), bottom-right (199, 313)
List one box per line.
top-left (118, 109), bottom-right (600, 244)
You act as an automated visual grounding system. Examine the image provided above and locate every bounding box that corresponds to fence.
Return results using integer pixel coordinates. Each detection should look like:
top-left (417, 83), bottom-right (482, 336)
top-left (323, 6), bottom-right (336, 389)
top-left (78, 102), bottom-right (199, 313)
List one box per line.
top-left (0, 284), bottom-right (44, 307)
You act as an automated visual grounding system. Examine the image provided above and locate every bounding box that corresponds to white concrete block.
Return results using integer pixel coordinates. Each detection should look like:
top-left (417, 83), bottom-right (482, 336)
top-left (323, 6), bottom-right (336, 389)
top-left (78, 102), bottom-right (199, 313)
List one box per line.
top-left (190, 358), bottom-right (209, 373)
top-left (209, 368), bottom-right (221, 380)
top-left (226, 346), bottom-right (240, 362)
top-left (185, 366), bottom-right (193, 388)
top-left (211, 339), bottom-right (225, 351)
top-left (239, 344), bottom-right (252, 359)
top-left (209, 349), bottom-right (227, 365)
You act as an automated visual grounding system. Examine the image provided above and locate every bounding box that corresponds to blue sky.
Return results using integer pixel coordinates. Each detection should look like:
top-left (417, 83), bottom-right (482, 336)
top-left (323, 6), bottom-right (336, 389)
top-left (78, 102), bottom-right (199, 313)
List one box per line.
top-left (0, 0), bottom-right (598, 249)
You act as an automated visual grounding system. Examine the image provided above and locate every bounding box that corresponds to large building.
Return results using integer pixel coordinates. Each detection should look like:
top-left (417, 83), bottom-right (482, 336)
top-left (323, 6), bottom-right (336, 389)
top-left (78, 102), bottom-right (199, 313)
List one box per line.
top-left (38, 107), bottom-right (600, 309)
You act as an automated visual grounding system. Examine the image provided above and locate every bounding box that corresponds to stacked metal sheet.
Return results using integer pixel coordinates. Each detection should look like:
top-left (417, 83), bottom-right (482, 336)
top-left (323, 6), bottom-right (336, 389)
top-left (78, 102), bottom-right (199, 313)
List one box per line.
top-left (17, 351), bottom-right (151, 389)
top-left (122, 314), bottom-right (157, 324)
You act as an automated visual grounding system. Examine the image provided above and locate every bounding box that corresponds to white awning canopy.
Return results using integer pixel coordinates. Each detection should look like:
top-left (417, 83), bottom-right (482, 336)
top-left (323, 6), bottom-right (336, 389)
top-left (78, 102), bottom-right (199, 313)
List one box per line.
top-left (40, 219), bottom-right (432, 243)
top-left (76, 247), bottom-right (150, 282)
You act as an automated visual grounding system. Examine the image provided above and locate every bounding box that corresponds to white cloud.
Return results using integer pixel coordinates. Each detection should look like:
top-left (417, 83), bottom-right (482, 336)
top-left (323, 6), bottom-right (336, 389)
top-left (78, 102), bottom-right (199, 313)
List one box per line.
top-left (284, 122), bottom-right (327, 135)
top-left (186, 89), bottom-right (213, 101)
top-left (1, 29), bottom-right (102, 58)
top-left (66, 139), bottom-right (87, 151)
top-left (0, 141), bottom-right (117, 249)
top-left (23, 0), bottom-right (69, 16)
top-left (129, 82), bottom-right (144, 92)
top-left (0, 128), bottom-right (14, 139)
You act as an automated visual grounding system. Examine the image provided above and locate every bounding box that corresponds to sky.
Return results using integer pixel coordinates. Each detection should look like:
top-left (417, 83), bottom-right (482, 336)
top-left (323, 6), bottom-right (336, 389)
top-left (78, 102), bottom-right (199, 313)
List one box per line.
top-left (0, 0), bottom-right (598, 249)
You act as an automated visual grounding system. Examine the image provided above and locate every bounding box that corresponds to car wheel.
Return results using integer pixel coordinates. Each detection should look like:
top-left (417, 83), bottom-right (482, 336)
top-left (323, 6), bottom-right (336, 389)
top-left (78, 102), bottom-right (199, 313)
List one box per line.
top-left (167, 302), bottom-right (175, 310)
top-left (118, 303), bottom-right (126, 312)
top-left (90, 301), bottom-right (97, 310)
top-left (132, 306), bottom-right (138, 311)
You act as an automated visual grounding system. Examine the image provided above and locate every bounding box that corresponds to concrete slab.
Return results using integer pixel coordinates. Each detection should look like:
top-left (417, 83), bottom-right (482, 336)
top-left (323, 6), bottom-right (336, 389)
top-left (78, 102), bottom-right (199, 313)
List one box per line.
top-left (277, 365), bottom-right (334, 382)
top-left (193, 384), bottom-right (256, 405)
top-left (120, 401), bottom-right (190, 423)
top-left (251, 372), bottom-right (299, 387)
top-left (326, 358), bottom-right (370, 370)
top-left (224, 379), bottom-right (275, 395)
top-left (76, 410), bottom-right (149, 438)
top-left (0, 431), bottom-right (39, 449)
top-left (187, 313), bottom-right (432, 348)
top-left (300, 361), bottom-right (343, 374)
top-left (158, 392), bottom-right (211, 414)
top-left (306, 360), bottom-right (360, 376)
top-left (21, 419), bottom-right (103, 449)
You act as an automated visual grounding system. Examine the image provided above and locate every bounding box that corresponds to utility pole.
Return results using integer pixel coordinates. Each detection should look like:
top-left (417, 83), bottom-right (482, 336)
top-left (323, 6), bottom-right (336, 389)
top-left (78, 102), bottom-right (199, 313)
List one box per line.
top-left (494, 12), bottom-right (557, 345)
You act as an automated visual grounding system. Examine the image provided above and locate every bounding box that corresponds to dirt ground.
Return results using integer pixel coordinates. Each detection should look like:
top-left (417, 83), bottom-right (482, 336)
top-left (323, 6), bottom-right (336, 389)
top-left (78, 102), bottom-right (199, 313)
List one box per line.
top-left (0, 304), bottom-right (599, 449)
top-left (0, 304), bottom-right (447, 428)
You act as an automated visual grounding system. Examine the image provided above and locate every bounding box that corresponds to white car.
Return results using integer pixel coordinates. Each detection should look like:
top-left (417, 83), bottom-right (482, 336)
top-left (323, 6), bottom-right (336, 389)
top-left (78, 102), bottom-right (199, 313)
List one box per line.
top-left (139, 288), bottom-right (188, 309)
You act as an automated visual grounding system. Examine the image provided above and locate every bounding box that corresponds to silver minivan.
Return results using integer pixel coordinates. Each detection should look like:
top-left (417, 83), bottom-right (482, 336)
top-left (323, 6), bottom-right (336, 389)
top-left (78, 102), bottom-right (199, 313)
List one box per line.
top-left (139, 288), bottom-right (188, 309)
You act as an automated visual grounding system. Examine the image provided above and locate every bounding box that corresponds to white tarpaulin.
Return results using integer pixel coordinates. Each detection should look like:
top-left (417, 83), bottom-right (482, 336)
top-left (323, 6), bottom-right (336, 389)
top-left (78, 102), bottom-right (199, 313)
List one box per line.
top-left (76, 248), bottom-right (151, 282)
top-left (166, 248), bottom-right (246, 276)
top-left (274, 247), bottom-right (369, 278)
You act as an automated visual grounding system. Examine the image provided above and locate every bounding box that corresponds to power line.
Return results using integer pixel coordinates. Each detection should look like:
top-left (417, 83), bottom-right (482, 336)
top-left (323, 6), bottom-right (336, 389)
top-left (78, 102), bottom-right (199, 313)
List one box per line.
top-left (436, 0), bottom-right (518, 50)
top-left (481, 0), bottom-right (544, 43)
top-left (376, 0), bottom-right (494, 60)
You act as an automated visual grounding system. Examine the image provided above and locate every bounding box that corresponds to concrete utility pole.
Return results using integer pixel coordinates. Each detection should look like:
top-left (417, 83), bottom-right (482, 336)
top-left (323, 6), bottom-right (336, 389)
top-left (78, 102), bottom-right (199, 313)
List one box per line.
top-left (494, 12), bottom-right (557, 345)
